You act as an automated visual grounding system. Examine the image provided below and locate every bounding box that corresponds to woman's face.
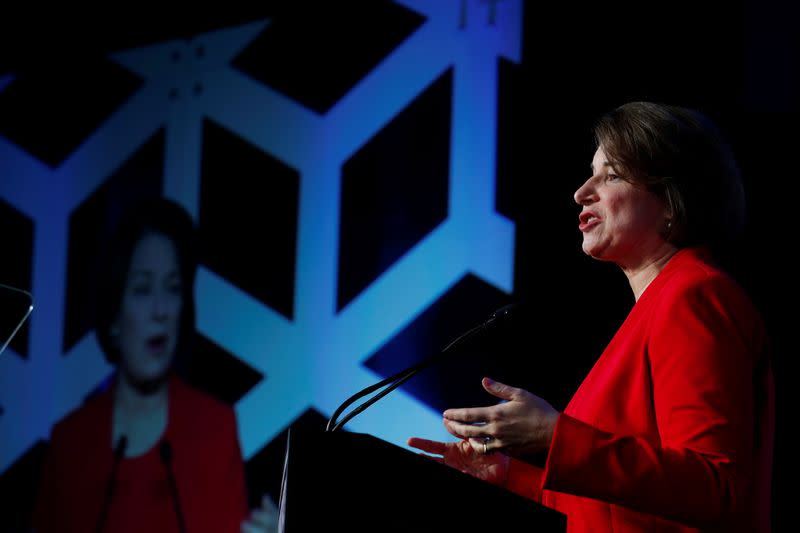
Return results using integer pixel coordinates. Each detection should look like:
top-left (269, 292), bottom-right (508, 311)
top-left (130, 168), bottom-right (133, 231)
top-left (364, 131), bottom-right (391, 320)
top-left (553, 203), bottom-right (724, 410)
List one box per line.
top-left (574, 146), bottom-right (669, 267)
top-left (112, 232), bottom-right (183, 385)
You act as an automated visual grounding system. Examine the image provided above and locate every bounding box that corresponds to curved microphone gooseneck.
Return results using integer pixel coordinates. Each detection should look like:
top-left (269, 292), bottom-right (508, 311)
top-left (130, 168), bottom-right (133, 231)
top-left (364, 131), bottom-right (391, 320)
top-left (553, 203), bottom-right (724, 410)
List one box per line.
top-left (325, 304), bottom-right (518, 433)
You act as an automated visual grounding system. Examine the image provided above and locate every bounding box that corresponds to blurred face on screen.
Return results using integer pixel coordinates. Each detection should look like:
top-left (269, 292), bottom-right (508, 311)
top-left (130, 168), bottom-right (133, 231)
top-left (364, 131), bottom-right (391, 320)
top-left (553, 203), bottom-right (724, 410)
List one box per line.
top-left (574, 146), bottom-right (668, 267)
top-left (112, 232), bottom-right (182, 385)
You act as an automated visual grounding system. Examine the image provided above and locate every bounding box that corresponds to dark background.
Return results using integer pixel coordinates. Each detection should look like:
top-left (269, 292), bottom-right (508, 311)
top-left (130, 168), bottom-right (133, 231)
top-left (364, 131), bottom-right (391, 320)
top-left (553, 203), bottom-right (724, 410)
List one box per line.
top-left (0, 1), bottom-right (797, 531)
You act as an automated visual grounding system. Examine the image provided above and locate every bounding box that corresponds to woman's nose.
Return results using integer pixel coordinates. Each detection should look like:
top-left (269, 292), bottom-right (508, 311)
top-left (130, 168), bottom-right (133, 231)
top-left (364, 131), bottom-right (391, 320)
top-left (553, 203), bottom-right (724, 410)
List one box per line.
top-left (574, 177), bottom-right (597, 205)
top-left (152, 291), bottom-right (169, 319)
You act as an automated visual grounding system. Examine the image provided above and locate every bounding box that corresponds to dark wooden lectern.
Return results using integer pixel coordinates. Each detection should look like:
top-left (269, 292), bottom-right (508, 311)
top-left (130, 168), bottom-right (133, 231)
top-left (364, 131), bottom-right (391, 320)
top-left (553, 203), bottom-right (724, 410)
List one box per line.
top-left (278, 430), bottom-right (566, 532)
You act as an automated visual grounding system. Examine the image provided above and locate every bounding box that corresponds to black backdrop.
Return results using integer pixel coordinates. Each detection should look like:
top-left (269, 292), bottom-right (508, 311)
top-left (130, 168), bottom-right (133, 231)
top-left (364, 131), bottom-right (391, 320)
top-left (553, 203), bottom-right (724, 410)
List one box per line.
top-left (0, 1), bottom-right (797, 531)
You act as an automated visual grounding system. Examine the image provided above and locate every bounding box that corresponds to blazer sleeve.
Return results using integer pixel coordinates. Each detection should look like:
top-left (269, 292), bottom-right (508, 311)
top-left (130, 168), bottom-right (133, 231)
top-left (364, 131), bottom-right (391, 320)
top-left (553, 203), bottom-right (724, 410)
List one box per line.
top-left (541, 274), bottom-right (762, 528)
top-left (504, 457), bottom-right (545, 502)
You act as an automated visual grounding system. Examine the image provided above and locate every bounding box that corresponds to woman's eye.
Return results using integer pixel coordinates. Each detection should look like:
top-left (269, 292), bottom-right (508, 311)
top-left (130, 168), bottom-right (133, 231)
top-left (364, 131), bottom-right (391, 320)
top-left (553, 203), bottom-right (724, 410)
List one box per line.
top-left (607, 173), bottom-right (620, 181)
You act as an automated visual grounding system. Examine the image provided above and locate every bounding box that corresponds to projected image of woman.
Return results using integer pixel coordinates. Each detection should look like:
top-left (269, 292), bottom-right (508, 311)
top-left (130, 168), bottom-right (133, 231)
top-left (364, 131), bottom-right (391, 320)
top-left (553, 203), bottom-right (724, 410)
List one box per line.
top-left (34, 197), bottom-right (277, 533)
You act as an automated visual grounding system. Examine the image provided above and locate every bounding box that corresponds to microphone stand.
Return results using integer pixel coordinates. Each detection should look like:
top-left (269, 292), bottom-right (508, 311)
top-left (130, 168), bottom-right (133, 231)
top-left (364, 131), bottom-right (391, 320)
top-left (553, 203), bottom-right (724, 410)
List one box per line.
top-left (159, 440), bottom-right (188, 533)
top-left (94, 435), bottom-right (127, 533)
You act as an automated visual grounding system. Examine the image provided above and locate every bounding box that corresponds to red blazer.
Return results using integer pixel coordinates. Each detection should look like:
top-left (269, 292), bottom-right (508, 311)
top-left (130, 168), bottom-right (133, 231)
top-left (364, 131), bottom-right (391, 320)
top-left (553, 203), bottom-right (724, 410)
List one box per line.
top-left (34, 376), bottom-right (248, 533)
top-left (506, 247), bottom-right (774, 532)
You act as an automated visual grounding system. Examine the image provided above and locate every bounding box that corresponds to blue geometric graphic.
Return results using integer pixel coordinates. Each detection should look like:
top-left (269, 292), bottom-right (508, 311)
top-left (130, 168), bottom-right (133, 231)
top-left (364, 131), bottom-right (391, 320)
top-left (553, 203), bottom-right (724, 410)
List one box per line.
top-left (0, 0), bottom-right (521, 471)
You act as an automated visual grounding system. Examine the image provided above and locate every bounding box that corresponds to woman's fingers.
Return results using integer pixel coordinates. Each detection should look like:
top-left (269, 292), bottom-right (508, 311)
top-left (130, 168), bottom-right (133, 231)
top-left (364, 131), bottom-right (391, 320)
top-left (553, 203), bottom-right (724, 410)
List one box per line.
top-left (444, 418), bottom-right (492, 439)
top-left (443, 406), bottom-right (492, 423)
top-left (415, 452), bottom-right (446, 464)
top-left (407, 437), bottom-right (447, 455)
top-left (468, 435), bottom-right (503, 455)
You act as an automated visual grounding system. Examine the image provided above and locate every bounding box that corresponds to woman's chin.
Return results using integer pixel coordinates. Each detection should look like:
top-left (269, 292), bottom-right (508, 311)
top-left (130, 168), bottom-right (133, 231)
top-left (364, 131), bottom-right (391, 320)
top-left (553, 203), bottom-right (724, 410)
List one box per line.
top-left (581, 235), bottom-right (613, 259)
top-left (123, 367), bottom-right (171, 392)
top-left (582, 241), bottom-right (602, 258)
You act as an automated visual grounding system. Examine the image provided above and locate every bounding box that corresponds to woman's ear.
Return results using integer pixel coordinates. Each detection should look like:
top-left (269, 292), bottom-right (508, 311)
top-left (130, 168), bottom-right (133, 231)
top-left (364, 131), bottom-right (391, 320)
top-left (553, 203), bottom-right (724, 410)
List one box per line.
top-left (661, 205), bottom-right (675, 240)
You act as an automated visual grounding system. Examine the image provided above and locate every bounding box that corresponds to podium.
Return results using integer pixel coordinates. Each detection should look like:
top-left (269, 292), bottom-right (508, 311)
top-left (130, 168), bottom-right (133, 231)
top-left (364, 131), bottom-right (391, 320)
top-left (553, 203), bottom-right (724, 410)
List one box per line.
top-left (278, 430), bottom-right (566, 532)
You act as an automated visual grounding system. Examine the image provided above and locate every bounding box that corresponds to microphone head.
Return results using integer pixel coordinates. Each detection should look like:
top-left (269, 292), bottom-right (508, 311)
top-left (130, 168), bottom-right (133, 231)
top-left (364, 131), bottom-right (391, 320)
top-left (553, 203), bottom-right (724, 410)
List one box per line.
top-left (159, 439), bottom-right (173, 464)
top-left (487, 303), bottom-right (520, 325)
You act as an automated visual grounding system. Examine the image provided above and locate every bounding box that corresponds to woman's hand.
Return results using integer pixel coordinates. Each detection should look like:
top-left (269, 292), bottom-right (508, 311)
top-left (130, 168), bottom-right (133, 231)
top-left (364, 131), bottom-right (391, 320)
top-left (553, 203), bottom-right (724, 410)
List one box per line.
top-left (443, 377), bottom-right (559, 456)
top-left (406, 436), bottom-right (510, 486)
top-left (241, 494), bottom-right (278, 533)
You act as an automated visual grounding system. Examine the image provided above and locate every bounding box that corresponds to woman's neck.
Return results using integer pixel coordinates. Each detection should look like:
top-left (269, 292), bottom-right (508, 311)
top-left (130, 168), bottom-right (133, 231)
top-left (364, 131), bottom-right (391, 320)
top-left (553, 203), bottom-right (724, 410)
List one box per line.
top-left (114, 373), bottom-right (169, 414)
top-left (112, 373), bottom-right (170, 456)
top-left (622, 245), bottom-right (680, 301)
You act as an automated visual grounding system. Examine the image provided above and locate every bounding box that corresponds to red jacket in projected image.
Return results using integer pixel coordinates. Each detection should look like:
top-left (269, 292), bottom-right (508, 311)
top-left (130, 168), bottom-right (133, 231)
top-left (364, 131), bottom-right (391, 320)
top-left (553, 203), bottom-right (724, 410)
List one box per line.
top-left (34, 376), bottom-right (248, 533)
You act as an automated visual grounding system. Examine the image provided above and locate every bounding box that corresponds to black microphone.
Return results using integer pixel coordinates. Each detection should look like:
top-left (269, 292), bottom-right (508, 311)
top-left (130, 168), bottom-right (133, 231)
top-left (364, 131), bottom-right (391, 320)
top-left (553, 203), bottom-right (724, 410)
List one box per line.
top-left (95, 434), bottom-right (127, 533)
top-left (159, 440), bottom-right (188, 533)
top-left (326, 303), bottom-right (519, 432)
